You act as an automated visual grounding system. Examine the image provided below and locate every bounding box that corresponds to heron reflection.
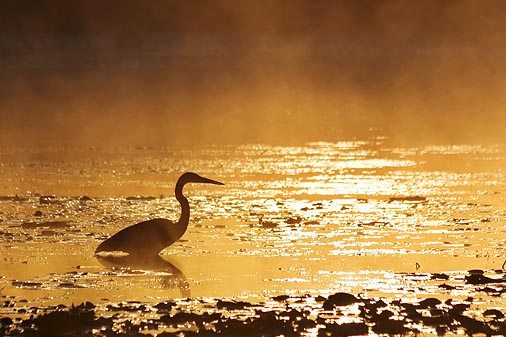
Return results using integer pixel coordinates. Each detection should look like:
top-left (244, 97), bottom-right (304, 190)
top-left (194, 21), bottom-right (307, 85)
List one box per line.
top-left (96, 254), bottom-right (190, 297)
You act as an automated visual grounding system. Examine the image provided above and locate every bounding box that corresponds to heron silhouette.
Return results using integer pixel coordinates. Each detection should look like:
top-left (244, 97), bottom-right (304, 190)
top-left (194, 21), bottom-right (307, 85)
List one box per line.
top-left (95, 172), bottom-right (224, 257)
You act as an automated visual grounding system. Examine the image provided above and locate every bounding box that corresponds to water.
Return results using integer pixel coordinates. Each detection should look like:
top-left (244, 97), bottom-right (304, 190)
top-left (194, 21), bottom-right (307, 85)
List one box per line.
top-left (1, 141), bottom-right (506, 334)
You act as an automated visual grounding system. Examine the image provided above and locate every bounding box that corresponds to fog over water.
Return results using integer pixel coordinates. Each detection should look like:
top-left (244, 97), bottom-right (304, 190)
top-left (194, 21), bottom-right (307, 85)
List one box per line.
top-left (1, 0), bottom-right (506, 146)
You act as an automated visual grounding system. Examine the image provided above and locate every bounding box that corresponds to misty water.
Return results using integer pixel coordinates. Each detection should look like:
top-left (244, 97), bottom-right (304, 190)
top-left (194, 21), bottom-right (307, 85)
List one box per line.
top-left (1, 140), bottom-right (506, 335)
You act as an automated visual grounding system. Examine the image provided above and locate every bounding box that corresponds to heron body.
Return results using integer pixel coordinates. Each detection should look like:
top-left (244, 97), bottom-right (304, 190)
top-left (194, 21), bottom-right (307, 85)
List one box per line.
top-left (95, 172), bottom-right (224, 257)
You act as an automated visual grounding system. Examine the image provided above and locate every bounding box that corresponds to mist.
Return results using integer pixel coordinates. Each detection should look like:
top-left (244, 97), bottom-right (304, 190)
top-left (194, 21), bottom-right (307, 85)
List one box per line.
top-left (1, 0), bottom-right (506, 146)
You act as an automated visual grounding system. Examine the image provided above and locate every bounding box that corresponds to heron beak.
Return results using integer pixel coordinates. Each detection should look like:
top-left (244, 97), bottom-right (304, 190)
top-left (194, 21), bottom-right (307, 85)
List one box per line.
top-left (201, 177), bottom-right (225, 185)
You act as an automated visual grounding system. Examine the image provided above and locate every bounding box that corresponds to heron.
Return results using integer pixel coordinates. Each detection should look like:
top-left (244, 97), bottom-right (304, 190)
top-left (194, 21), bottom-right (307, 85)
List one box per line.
top-left (95, 172), bottom-right (224, 257)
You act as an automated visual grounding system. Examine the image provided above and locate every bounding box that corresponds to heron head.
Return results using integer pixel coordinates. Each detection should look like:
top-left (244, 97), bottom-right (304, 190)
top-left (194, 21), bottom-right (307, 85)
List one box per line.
top-left (179, 172), bottom-right (224, 186)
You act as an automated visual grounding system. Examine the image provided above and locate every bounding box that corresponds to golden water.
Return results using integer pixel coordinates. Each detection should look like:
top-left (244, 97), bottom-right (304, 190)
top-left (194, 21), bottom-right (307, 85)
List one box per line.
top-left (0, 141), bottom-right (505, 315)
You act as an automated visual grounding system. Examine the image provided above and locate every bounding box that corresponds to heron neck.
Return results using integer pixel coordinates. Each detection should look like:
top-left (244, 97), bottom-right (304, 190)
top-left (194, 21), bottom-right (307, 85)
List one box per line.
top-left (175, 182), bottom-right (190, 227)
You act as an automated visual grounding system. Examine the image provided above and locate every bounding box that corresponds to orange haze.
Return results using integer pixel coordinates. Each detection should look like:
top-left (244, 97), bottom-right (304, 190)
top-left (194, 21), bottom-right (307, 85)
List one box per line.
top-left (1, 0), bottom-right (506, 146)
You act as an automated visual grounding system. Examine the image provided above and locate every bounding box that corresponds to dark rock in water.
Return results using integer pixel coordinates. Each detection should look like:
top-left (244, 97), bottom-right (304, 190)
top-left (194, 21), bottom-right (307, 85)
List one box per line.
top-left (21, 221), bottom-right (70, 229)
top-left (157, 330), bottom-right (179, 337)
top-left (278, 308), bottom-right (300, 321)
top-left (20, 222), bottom-right (39, 229)
top-left (399, 303), bottom-right (421, 322)
top-left (483, 309), bottom-right (504, 319)
top-left (420, 311), bottom-right (452, 330)
top-left (480, 286), bottom-right (503, 295)
top-left (372, 318), bottom-right (410, 335)
top-left (361, 298), bottom-right (388, 318)
top-left (449, 303), bottom-right (470, 316)
top-left (272, 295), bottom-right (290, 302)
top-left (286, 217), bottom-right (301, 224)
top-left (216, 300), bottom-right (251, 310)
top-left (40, 230), bottom-right (57, 236)
top-left (83, 302), bottom-right (95, 310)
top-left (430, 308), bottom-right (445, 317)
top-left (321, 322), bottom-right (368, 336)
top-left (453, 314), bottom-right (494, 335)
top-left (35, 304), bottom-right (95, 337)
top-left (388, 196), bottom-right (426, 203)
top-left (33, 210), bottom-right (43, 217)
top-left (42, 221), bottom-right (70, 228)
top-left (324, 292), bottom-right (360, 308)
top-left (154, 301), bottom-right (176, 312)
top-left (260, 221), bottom-right (278, 229)
top-left (0, 317), bottom-right (13, 327)
top-left (295, 316), bottom-right (316, 331)
top-left (495, 322), bottom-right (506, 336)
top-left (57, 282), bottom-right (84, 289)
top-left (201, 312), bottom-right (222, 323)
top-left (315, 295), bottom-right (326, 302)
top-left (418, 298), bottom-right (441, 309)
top-left (375, 310), bottom-right (395, 321)
top-left (0, 195), bottom-right (28, 202)
top-left (160, 311), bottom-right (199, 326)
top-left (249, 311), bottom-right (292, 336)
top-left (439, 283), bottom-right (456, 290)
top-left (466, 274), bottom-right (505, 285)
top-left (12, 281), bottom-right (42, 288)
top-left (431, 272), bottom-right (449, 280)
top-left (79, 196), bottom-right (93, 202)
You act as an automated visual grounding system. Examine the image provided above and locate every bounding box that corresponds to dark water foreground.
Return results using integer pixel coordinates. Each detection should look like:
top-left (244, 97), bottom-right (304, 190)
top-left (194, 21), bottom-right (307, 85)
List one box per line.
top-left (3, 269), bottom-right (506, 337)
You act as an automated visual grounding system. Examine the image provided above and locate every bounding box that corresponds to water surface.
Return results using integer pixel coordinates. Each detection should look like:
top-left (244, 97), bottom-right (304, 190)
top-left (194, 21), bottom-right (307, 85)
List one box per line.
top-left (1, 141), bottom-right (505, 325)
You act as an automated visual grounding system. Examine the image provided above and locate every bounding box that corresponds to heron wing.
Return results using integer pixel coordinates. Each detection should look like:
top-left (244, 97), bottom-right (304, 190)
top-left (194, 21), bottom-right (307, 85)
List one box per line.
top-left (96, 218), bottom-right (175, 255)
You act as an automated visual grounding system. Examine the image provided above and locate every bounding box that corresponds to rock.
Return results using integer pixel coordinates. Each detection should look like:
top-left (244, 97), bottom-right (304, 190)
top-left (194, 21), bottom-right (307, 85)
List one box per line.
top-left (431, 273), bottom-right (449, 280)
top-left (466, 274), bottom-right (504, 285)
top-left (418, 298), bottom-right (441, 309)
top-left (322, 322), bottom-right (368, 336)
top-left (216, 300), bottom-right (251, 310)
top-left (323, 292), bottom-right (360, 309)
top-left (272, 295), bottom-right (290, 302)
top-left (35, 304), bottom-right (95, 337)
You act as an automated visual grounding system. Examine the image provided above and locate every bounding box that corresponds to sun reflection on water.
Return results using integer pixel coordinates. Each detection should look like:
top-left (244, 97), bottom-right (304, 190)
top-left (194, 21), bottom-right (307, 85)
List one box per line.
top-left (0, 141), bottom-right (505, 313)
